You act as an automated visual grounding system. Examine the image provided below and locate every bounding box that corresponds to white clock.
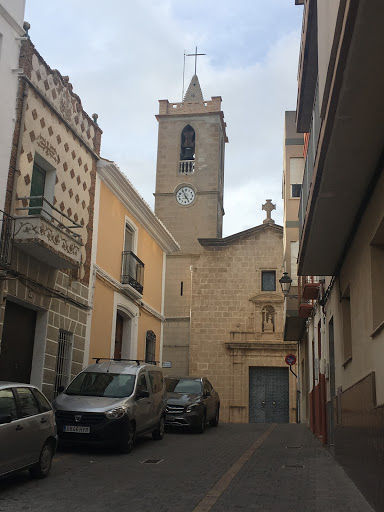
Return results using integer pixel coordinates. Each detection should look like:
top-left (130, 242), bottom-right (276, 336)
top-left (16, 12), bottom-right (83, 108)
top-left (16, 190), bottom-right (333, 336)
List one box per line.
top-left (176, 186), bottom-right (196, 205)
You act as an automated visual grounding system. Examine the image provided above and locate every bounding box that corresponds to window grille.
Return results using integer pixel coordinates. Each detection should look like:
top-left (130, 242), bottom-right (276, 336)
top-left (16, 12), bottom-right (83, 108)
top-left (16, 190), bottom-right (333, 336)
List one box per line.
top-left (54, 330), bottom-right (73, 397)
top-left (145, 330), bottom-right (156, 363)
top-left (262, 271), bottom-right (276, 291)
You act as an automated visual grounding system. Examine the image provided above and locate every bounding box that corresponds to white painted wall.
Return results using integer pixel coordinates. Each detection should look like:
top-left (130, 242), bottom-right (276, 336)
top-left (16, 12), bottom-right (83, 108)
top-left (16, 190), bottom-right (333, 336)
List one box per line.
top-left (0, 1), bottom-right (25, 211)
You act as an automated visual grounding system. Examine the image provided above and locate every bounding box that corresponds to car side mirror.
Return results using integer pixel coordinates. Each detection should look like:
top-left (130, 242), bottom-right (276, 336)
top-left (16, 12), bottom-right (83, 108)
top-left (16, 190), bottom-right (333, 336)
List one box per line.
top-left (205, 391), bottom-right (211, 397)
top-left (57, 385), bottom-right (65, 394)
top-left (136, 390), bottom-right (150, 400)
top-left (0, 414), bottom-right (12, 425)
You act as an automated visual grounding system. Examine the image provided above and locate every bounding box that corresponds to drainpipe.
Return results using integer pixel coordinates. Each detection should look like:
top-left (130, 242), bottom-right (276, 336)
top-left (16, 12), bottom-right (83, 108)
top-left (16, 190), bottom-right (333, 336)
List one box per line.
top-left (9, 79), bottom-right (29, 216)
top-left (297, 340), bottom-right (300, 423)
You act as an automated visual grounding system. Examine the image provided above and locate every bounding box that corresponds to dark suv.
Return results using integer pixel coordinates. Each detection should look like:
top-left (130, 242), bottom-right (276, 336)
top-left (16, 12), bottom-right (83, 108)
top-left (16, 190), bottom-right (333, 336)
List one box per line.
top-left (164, 377), bottom-right (220, 433)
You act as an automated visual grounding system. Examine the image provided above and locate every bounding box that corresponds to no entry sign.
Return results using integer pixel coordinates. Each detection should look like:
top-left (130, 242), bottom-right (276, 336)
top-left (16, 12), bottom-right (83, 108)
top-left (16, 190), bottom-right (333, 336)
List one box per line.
top-left (285, 354), bottom-right (296, 366)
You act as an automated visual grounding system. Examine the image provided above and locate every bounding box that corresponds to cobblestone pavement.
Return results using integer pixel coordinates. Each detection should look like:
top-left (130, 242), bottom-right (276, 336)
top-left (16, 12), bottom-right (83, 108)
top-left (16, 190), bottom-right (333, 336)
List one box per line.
top-left (0, 423), bottom-right (374, 512)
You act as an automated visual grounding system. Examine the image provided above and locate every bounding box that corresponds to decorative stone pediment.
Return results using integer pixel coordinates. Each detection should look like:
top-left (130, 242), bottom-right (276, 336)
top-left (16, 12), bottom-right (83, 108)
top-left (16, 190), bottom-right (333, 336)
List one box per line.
top-left (249, 292), bottom-right (283, 305)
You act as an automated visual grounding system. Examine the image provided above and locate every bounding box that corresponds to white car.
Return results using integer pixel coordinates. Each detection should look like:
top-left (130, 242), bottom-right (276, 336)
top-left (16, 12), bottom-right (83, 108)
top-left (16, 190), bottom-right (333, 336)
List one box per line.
top-left (0, 382), bottom-right (57, 479)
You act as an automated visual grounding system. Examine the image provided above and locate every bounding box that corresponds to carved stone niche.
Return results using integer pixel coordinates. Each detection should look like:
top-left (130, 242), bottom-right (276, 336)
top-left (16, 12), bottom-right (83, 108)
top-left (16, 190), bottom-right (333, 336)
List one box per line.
top-left (249, 292), bottom-right (284, 335)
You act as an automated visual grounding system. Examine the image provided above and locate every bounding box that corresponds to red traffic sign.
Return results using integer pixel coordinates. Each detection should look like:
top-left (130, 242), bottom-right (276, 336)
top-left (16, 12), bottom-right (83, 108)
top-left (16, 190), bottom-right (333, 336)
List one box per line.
top-left (285, 354), bottom-right (296, 366)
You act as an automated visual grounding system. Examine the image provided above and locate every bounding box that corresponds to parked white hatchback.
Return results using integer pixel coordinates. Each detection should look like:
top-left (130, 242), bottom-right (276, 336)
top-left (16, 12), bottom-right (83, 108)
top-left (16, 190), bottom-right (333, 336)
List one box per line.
top-left (0, 382), bottom-right (57, 479)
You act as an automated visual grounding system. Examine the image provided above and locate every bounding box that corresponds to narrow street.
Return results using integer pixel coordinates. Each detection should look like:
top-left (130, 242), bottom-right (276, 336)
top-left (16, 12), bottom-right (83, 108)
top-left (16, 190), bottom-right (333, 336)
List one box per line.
top-left (0, 424), bottom-right (373, 512)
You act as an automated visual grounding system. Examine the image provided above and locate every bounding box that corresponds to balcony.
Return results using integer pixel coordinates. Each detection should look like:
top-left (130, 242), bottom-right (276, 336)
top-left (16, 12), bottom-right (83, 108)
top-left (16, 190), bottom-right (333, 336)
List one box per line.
top-left (121, 251), bottom-right (144, 295)
top-left (296, 0), bottom-right (318, 132)
top-left (0, 210), bottom-right (14, 268)
top-left (179, 160), bottom-right (194, 174)
top-left (298, 81), bottom-right (320, 241)
top-left (14, 196), bottom-right (82, 269)
top-left (297, 2), bottom-right (384, 276)
top-left (298, 301), bottom-right (313, 318)
top-left (301, 276), bottom-right (320, 301)
top-left (298, 276), bottom-right (315, 318)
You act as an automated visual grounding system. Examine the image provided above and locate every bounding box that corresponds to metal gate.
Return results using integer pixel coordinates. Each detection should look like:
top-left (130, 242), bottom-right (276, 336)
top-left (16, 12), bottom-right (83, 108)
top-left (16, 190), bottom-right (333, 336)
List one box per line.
top-left (249, 366), bottom-right (289, 423)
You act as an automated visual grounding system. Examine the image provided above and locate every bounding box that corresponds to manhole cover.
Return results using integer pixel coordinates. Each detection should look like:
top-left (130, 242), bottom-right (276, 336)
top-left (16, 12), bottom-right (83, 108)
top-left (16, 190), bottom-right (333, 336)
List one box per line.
top-left (283, 464), bottom-right (305, 469)
top-left (141, 459), bottom-right (164, 464)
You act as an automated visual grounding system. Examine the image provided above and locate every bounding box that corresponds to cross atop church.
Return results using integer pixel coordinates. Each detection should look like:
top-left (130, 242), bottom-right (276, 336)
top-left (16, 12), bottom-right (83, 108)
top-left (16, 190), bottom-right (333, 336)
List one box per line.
top-left (262, 199), bottom-right (276, 224)
top-left (186, 46), bottom-right (206, 75)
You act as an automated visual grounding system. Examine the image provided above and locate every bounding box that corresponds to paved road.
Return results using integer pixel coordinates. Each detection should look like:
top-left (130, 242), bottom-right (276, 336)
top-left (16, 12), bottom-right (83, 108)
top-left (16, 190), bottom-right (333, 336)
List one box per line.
top-left (0, 424), bottom-right (374, 512)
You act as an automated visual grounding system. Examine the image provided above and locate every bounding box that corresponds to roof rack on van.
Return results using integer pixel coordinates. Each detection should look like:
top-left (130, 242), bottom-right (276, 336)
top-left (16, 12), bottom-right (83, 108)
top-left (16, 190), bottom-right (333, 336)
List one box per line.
top-left (92, 358), bottom-right (159, 366)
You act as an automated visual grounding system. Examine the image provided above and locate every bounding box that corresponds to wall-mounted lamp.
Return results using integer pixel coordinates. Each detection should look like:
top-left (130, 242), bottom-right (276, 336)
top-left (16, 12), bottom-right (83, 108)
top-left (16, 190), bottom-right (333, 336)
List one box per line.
top-left (279, 272), bottom-right (292, 297)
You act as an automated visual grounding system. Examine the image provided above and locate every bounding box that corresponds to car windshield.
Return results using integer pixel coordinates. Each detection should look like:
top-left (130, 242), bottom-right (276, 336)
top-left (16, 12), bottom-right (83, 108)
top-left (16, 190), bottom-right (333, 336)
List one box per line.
top-left (165, 378), bottom-right (202, 394)
top-left (65, 372), bottom-right (136, 398)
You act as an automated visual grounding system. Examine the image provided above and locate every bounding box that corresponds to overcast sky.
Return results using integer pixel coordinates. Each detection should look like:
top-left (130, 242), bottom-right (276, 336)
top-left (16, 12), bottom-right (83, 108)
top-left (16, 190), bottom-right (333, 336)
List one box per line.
top-left (24, 0), bottom-right (303, 236)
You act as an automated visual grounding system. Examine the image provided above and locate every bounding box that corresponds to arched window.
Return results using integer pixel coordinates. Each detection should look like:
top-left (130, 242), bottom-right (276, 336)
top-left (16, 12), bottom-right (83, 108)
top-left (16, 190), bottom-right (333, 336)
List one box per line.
top-left (180, 125), bottom-right (195, 161)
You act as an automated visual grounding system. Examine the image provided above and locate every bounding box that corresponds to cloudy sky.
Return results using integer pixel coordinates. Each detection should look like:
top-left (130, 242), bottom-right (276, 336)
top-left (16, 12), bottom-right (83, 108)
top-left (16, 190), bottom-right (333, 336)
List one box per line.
top-left (25, 0), bottom-right (303, 236)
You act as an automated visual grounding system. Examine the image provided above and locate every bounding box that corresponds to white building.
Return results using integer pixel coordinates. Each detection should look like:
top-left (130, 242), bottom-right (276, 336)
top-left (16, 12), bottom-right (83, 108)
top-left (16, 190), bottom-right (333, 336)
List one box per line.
top-left (0, 0), bottom-right (26, 211)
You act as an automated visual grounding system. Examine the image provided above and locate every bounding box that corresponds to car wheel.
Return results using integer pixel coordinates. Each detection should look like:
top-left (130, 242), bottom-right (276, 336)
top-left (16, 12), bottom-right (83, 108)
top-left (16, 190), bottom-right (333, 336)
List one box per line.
top-left (195, 412), bottom-right (206, 434)
top-left (29, 441), bottom-right (54, 479)
top-left (152, 416), bottom-right (165, 440)
top-left (209, 406), bottom-right (220, 427)
top-left (119, 421), bottom-right (135, 454)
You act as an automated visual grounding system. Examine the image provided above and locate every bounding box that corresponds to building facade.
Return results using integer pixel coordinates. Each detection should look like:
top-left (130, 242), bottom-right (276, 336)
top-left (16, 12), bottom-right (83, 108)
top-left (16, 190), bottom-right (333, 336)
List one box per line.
top-left (87, 158), bottom-right (179, 365)
top-left (190, 213), bottom-right (298, 424)
top-left (0, 0), bottom-right (26, 212)
top-left (0, 37), bottom-right (102, 400)
top-left (286, 1), bottom-right (384, 510)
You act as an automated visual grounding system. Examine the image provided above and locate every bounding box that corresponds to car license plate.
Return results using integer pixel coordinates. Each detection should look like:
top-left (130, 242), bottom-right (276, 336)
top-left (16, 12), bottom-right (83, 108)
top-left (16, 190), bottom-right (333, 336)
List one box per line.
top-left (166, 415), bottom-right (175, 421)
top-left (63, 425), bottom-right (90, 433)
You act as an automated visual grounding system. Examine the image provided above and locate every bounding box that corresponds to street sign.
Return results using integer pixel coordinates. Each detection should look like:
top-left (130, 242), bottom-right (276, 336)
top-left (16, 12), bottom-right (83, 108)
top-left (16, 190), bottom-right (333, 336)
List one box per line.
top-left (285, 354), bottom-right (296, 366)
top-left (162, 361), bottom-right (172, 368)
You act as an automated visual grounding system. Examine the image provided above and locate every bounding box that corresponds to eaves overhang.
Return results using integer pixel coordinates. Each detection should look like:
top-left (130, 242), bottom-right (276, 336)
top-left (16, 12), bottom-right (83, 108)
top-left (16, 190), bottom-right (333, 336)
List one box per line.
top-left (298, 0), bottom-right (384, 276)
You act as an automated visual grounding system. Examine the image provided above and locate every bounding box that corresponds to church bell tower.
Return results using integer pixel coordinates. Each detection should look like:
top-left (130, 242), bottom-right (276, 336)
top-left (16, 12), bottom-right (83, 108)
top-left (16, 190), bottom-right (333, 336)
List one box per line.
top-left (154, 74), bottom-right (228, 374)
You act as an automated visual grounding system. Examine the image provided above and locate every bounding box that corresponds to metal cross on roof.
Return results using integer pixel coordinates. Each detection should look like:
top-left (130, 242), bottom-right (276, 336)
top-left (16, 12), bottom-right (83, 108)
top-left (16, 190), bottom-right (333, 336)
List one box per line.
top-left (262, 199), bottom-right (276, 224)
top-left (186, 46), bottom-right (206, 75)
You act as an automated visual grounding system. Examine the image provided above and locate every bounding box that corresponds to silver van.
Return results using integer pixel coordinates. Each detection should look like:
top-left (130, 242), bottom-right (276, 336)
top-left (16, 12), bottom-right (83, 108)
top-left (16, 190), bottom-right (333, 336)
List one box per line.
top-left (53, 359), bottom-right (166, 453)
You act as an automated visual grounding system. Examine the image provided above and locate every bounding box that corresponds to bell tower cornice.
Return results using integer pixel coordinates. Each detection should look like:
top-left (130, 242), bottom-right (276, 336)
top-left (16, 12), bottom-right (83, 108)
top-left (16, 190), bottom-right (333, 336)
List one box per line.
top-left (156, 97), bottom-right (228, 142)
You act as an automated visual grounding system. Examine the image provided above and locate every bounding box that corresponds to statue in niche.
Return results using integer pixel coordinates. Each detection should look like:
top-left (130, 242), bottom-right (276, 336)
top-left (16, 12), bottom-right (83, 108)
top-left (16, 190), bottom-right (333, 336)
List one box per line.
top-left (262, 306), bottom-right (275, 333)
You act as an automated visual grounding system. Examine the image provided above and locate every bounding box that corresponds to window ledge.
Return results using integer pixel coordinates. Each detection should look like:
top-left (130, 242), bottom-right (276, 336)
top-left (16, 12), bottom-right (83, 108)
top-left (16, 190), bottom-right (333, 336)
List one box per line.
top-left (371, 320), bottom-right (384, 339)
top-left (342, 356), bottom-right (352, 368)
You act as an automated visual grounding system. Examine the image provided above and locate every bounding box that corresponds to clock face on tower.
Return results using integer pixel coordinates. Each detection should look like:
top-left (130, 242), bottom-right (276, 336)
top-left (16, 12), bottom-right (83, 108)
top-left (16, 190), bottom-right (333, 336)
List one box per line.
top-left (176, 186), bottom-right (196, 206)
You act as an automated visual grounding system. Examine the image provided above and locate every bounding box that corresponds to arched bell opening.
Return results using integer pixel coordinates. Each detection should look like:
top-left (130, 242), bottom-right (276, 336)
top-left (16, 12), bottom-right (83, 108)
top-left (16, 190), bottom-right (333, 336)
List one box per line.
top-left (180, 125), bottom-right (195, 161)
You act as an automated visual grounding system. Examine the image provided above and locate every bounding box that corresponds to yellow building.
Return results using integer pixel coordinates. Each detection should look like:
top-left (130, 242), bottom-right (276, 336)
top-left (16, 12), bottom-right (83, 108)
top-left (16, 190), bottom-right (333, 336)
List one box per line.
top-left (87, 159), bottom-right (179, 365)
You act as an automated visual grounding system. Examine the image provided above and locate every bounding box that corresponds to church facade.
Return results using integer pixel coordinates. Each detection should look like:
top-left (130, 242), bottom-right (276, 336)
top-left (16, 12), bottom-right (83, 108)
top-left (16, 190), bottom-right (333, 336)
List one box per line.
top-left (154, 75), bottom-right (297, 423)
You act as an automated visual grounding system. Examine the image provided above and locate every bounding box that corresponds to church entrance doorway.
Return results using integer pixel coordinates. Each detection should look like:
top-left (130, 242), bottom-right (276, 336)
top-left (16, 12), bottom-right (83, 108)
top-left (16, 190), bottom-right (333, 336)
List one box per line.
top-left (249, 366), bottom-right (289, 423)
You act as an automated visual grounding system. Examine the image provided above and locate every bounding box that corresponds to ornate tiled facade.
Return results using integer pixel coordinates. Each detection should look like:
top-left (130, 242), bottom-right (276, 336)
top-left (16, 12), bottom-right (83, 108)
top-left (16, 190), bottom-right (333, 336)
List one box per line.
top-left (17, 89), bottom-right (95, 281)
top-left (0, 39), bottom-right (102, 399)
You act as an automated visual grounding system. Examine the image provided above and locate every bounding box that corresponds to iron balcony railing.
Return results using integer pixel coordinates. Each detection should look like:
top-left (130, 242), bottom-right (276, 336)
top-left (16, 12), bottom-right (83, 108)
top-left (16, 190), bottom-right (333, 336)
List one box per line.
top-left (15, 196), bottom-right (82, 239)
top-left (121, 251), bottom-right (144, 294)
top-left (0, 210), bottom-right (14, 267)
top-left (179, 160), bottom-right (195, 174)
